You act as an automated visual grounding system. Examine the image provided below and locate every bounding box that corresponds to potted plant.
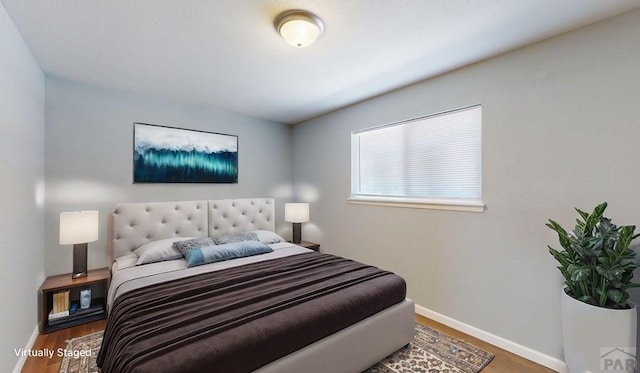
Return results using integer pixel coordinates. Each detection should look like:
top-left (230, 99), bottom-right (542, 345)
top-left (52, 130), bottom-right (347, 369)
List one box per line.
top-left (547, 202), bottom-right (639, 373)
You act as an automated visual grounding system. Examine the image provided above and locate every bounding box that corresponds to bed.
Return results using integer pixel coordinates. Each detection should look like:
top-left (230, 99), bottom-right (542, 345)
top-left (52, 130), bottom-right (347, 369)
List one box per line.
top-left (98, 198), bottom-right (414, 373)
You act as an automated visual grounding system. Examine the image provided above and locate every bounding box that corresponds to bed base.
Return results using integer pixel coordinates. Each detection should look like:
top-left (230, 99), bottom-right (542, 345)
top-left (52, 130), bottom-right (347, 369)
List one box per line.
top-left (256, 299), bottom-right (415, 373)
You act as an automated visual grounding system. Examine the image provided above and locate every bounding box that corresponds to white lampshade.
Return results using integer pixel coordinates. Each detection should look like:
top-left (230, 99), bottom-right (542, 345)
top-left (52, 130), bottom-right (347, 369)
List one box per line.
top-left (59, 211), bottom-right (99, 245)
top-left (285, 203), bottom-right (309, 223)
top-left (276, 10), bottom-right (324, 48)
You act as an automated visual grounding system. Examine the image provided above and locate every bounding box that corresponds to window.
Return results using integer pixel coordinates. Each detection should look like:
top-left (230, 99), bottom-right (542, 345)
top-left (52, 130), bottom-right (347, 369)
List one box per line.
top-left (350, 105), bottom-right (484, 212)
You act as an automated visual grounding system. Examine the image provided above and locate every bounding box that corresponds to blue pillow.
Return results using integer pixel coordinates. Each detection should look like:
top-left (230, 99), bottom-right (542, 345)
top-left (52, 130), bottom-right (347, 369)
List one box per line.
top-left (185, 241), bottom-right (273, 267)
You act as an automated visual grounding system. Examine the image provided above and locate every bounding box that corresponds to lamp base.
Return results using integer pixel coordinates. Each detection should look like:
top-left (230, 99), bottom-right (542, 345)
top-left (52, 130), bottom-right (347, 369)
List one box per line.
top-left (72, 243), bottom-right (88, 279)
top-left (292, 223), bottom-right (302, 244)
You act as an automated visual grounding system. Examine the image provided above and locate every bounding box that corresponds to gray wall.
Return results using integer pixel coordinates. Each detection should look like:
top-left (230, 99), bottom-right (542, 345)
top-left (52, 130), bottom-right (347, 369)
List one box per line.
top-left (292, 8), bottom-right (640, 364)
top-left (0, 2), bottom-right (45, 371)
top-left (45, 77), bottom-right (293, 276)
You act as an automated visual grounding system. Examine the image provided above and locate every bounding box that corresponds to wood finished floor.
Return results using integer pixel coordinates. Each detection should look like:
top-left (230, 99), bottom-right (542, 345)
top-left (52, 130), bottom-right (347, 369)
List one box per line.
top-left (22, 316), bottom-right (557, 373)
top-left (21, 319), bottom-right (106, 373)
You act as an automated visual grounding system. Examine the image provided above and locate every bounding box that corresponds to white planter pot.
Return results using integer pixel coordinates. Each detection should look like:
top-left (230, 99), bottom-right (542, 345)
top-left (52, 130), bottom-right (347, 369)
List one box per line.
top-left (561, 289), bottom-right (637, 373)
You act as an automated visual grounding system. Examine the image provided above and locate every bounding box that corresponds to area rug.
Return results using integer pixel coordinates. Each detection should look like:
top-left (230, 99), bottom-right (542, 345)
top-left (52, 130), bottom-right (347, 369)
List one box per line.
top-left (58, 331), bottom-right (102, 373)
top-left (364, 323), bottom-right (494, 373)
top-left (58, 323), bottom-right (493, 373)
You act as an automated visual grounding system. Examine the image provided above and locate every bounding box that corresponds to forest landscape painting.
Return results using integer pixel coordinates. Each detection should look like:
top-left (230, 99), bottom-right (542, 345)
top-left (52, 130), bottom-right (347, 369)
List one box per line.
top-left (133, 123), bottom-right (238, 183)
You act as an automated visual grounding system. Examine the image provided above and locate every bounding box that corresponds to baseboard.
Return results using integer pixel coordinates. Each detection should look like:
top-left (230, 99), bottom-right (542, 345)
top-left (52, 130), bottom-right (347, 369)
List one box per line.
top-left (12, 324), bottom-right (39, 373)
top-left (415, 304), bottom-right (567, 373)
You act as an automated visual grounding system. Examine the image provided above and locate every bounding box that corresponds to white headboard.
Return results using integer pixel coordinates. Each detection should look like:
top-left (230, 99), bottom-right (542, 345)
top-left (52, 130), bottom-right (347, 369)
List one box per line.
top-left (110, 197), bottom-right (275, 260)
top-left (208, 198), bottom-right (275, 236)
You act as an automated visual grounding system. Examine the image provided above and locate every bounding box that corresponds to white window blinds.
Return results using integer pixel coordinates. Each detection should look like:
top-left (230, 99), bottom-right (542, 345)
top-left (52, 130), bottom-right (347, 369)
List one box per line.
top-left (351, 105), bottom-right (482, 210)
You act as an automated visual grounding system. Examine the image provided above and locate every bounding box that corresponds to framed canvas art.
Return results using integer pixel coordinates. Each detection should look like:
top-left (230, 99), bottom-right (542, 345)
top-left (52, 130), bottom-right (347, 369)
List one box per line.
top-left (133, 123), bottom-right (238, 183)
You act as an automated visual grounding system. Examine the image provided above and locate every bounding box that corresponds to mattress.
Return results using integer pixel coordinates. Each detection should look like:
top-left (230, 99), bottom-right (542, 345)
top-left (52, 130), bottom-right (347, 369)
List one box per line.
top-left (107, 242), bottom-right (308, 309)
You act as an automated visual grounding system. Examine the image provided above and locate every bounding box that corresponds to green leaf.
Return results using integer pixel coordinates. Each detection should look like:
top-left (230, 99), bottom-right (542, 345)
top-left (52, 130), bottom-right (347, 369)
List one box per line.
top-left (597, 256), bottom-right (612, 266)
top-left (620, 272), bottom-right (634, 285)
top-left (596, 265), bottom-right (624, 281)
top-left (583, 203), bottom-right (605, 236)
top-left (615, 225), bottom-right (636, 256)
top-left (571, 237), bottom-right (601, 258)
top-left (549, 247), bottom-right (571, 268)
top-left (608, 279), bottom-right (623, 289)
top-left (607, 289), bottom-right (623, 303)
top-left (568, 264), bottom-right (590, 282)
top-left (622, 262), bottom-right (638, 272)
top-left (547, 220), bottom-right (572, 250)
top-left (575, 208), bottom-right (589, 221)
top-left (608, 290), bottom-right (629, 308)
top-left (574, 220), bottom-right (585, 238)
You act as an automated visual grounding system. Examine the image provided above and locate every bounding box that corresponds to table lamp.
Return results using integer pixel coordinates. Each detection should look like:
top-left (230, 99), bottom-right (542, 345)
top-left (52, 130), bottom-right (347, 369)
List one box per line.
top-left (59, 211), bottom-right (99, 279)
top-left (285, 203), bottom-right (309, 244)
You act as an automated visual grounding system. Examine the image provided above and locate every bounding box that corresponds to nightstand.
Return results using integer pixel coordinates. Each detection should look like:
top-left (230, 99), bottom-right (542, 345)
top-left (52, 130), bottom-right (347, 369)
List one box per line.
top-left (296, 241), bottom-right (320, 252)
top-left (38, 267), bottom-right (110, 333)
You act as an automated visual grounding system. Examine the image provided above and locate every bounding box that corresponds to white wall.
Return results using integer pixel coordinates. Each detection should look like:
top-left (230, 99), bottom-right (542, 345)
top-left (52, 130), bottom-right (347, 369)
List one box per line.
top-left (45, 77), bottom-right (293, 275)
top-left (292, 8), bottom-right (640, 365)
top-left (0, 2), bottom-right (45, 371)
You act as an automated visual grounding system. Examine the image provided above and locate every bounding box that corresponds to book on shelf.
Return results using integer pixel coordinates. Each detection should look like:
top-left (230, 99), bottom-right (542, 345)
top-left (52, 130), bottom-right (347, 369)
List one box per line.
top-left (48, 310), bottom-right (70, 320)
top-left (47, 302), bottom-right (104, 326)
top-left (74, 302), bottom-right (103, 315)
top-left (52, 290), bottom-right (70, 314)
top-left (53, 292), bottom-right (60, 314)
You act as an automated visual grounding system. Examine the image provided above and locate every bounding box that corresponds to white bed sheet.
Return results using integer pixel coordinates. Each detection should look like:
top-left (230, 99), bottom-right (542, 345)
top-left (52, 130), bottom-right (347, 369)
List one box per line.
top-left (108, 242), bottom-right (311, 310)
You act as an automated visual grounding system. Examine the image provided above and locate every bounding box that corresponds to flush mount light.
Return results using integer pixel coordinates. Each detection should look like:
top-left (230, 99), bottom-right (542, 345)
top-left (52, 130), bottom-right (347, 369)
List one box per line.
top-left (275, 10), bottom-right (324, 48)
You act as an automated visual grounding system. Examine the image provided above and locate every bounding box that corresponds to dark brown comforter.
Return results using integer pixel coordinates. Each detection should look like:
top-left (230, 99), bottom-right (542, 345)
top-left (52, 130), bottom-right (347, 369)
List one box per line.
top-left (97, 252), bottom-right (406, 373)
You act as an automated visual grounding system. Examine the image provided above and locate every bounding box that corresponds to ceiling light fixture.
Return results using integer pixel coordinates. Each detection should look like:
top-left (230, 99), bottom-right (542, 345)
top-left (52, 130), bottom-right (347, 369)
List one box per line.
top-left (275, 10), bottom-right (324, 48)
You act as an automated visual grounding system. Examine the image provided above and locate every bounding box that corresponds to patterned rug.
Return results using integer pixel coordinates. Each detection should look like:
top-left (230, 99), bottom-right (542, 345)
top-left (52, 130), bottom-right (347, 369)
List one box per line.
top-left (365, 323), bottom-right (494, 373)
top-left (58, 323), bottom-right (493, 373)
top-left (58, 331), bottom-right (102, 373)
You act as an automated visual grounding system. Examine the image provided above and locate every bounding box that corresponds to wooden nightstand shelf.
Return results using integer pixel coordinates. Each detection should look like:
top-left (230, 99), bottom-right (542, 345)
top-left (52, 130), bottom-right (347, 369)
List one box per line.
top-left (296, 241), bottom-right (320, 252)
top-left (38, 267), bottom-right (110, 333)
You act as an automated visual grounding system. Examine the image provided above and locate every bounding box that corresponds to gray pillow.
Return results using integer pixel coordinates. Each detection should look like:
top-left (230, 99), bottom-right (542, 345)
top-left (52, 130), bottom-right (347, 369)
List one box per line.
top-left (213, 231), bottom-right (259, 245)
top-left (172, 237), bottom-right (217, 257)
top-left (250, 230), bottom-right (286, 244)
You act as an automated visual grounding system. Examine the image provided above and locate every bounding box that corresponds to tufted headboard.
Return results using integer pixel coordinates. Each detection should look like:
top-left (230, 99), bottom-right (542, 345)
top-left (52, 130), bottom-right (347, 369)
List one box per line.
top-left (109, 198), bottom-right (275, 260)
top-left (208, 198), bottom-right (275, 236)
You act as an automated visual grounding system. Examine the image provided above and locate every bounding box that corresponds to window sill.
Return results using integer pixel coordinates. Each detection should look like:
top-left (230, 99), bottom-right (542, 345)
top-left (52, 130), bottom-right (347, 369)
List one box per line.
top-left (348, 196), bottom-right (485, 213)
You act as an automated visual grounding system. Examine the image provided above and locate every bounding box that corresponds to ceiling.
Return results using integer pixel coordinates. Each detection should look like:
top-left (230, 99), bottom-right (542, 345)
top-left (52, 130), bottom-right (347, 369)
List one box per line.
top-left (3, 1), bottom-right (639, 124)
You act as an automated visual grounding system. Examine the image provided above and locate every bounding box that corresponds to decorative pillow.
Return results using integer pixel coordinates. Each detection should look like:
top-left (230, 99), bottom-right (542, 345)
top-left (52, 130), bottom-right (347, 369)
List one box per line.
top-left (250, 230), bottom-right (286, 244)
top-left (213, 231), bottom-right (259, 245)
top-left (172, 237), bottom-right (217, 257)
top-left (134, 237), bottom-right (196, 265)
top-left (185, 241), bottom-right (273, 267)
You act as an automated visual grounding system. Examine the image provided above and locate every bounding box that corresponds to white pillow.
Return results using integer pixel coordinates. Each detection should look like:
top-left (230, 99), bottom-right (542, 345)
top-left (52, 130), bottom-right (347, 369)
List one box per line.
top-left (250, 230), bottom-right (286, 244)
top-left (134, 237), bottom-right (196, 265)
top-left (114, 253), bottom-right (138, 270)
